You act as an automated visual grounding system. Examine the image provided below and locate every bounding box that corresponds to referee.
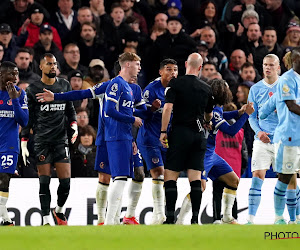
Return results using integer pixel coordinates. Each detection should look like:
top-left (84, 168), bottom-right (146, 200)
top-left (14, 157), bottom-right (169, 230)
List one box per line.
top-left (160, 53), bottom-right (214, 224)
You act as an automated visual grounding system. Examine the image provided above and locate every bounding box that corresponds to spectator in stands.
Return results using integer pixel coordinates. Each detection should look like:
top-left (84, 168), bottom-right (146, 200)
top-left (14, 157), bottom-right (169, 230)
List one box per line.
top-left (262, 26), bottom-right (284, 59)
top-left (199, 26), bottom-right (228, 72)
top-left (150, 12), bottom-right (168, 41)
top-left (71, 125), bottom-right (97, 178)
top-left (33, 24), bottom-right (64, 67)
top-left (51, 0), bottom-right (78, 46)
top-left (282, 22), bottom-right (300, 51)
top-left (17, 80), bottom-right (29, 91)
top-left (60, 43), bottom-right (88, 76)
top-left (89, 0), bottom-right (106, 35)
top-left (264, 0), bottom-right (295, 44)
top-left (0, 23), bottom-right (27, 62)
top-left (14, 47), bottom-right (40, 84)
top-left (76, 107), bottom-right (90, 128)
top-left (82, 59), bottom-right (109, 89)
top-left (222, 49), bottom-right (247, 95)
top-left (196, 40), bottom-right (209, 62)
top-left (19, 4), bottom-right (62, 50)
top-left (148, 16), bottom-right (197, 78)
top-left (120, 0), bottom-right (148, 35)
top-left (240, 62), bottom-right (261, 83)
top-left (201, 61), bottom-right (218, 79)
top-left (0, 41), bottom-right (4, 63)
top-left (77, 22), bottom-right (108, 67)
top-left (239, 23), bottom-right (268, 75)
top-left (167, 0), bottom-right (182, 18)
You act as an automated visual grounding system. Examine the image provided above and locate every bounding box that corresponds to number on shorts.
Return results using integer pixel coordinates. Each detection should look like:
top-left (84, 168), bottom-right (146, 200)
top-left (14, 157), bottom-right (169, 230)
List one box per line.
top-left (1, 155), bottom-right (13, 166)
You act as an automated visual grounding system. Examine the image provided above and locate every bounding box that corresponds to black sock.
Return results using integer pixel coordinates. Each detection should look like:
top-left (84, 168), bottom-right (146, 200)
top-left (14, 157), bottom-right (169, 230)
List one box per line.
top-left (190, 180), bottom-right (202, 224)
top-left (213, 180), bottom-right (225, 221)
top-left (39, 175), bottom-right (51, 216)
top-left (164, 180), bottom-right (177, 223)
top-left (57, 178), bottom-right (70, 208)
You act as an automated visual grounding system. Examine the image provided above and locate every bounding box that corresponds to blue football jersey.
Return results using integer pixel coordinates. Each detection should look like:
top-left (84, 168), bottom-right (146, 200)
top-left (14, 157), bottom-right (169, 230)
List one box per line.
top-left (0, 87), bottom-right (28, 153)
top-left (273, 69), bottom-right (300, 146)
top-left (104, 76), bottom-right (135, 141)
top-left (137, 78), bottom-right (168, 147)
top-left (207, 106), bottom-right (225, 150)
top-left (248, 79), bottom-right (279, 143)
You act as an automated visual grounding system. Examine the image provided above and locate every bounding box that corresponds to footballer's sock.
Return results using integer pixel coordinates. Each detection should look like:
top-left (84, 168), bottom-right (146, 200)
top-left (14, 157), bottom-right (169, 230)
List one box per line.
top-left (39, 175), bottom-right (51, 217)
top-left (43, 215), bottom-right (50, 225)
top-left (57, 178), bottom-right (70, 210)
top-left (274, 180), bottom-right (288, 218)
top-left (296, 186), bottom-right (300, 220)
top-left (213, 180), bottom-right (224, 221)
top-left (190, 180), bottom-right (202, 224)
top-left (247, 177), bottom-right (263, 223)
top-left (222, 186), bottom-right (237, 222)
top-left (164, 180), bottom-right (177, 224)
top-left (0, 192), bottom-right (12, 223)
top-left (152, 176), bottom-right (165, 223)
top-left (105, 177), bottom-right (127, 225)
top-left (286, 189), bottom-right (297, 222)
top-left (96, 182), bottom-right (109, 224)
top-left (176, 194), bottom-right (191, 224)
top-left (115, 196), bottom-right (123, 225)
top-left (125, 179), bottom-right (143, 218)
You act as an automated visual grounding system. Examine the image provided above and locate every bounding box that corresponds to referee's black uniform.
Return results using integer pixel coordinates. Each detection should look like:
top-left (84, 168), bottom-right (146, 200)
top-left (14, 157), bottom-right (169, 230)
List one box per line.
top-left (164, 74), bottom-right (214, 224)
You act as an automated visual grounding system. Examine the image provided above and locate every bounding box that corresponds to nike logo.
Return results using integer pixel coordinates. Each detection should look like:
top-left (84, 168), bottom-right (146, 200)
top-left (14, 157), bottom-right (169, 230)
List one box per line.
top-left (200, 205), bottom-right (248, 224)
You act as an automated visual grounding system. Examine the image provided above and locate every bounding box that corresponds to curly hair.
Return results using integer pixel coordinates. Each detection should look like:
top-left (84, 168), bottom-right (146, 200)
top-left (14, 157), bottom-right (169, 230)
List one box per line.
top-left (208, 79), bottom-right (232, 106)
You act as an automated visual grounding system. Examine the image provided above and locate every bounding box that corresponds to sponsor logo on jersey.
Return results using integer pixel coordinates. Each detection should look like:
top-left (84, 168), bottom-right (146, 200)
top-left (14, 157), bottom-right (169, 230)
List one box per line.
top-left (40, 103), bottom-right (66, 111)
top-left (122, 100), bottom-right (134, 108)
top-left (0, 110), bottom-right (14, 117)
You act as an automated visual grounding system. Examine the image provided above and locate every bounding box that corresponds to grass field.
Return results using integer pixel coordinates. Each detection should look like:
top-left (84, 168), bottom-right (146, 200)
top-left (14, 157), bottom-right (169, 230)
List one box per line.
top-left (1, 225), bottom-right (299, 250)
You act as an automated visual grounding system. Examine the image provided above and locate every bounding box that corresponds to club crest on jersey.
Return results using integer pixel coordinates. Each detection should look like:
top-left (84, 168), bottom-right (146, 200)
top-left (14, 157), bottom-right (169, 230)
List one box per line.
top-left (111, 83), bottom-right (118, 92)
top-left (39, 155), bottom-right (46, 162)
top-left (285, 162), bottom-right (293, 169)
top-left (100, 162), bottom-right (105, 169)
top-left (143, 90), bottom-right (149, 101)
top-left (269, 92), bottom-right (273, 97)
top-left (152, 157), bottom-right (159, 164)
top-left (7, 99), bottom-right (12, 105)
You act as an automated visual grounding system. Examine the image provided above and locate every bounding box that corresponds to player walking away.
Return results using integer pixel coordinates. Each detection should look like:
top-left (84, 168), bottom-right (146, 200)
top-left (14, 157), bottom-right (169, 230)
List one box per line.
top-left (176, 79), bottom-right (254, 224)
top-left (246, 54), bottom-right (281, 224)
top-left (160, 53), bottom-right (214, 224)
top-left (0, 62), bottom-right (28, 226)
top-left (260, 48), bottom-right (300, 224)
top-left (136, 58), bottom-right (178, 224)
top-left (104, 52), bottom-right (143, 225)
top-left (21, 53), bottom-right (78, 226)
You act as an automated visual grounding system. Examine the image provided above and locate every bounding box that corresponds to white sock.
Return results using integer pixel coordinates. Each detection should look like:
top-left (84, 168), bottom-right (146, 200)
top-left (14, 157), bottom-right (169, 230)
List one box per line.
top-left (96, 182), bottom-right (108, 224)
top-left (125, 180), bottom-right (143, 218)
top-left (152, 178), bottom-right (165, 221)
top-left (222, 188), bottom-right (236, 222)
top-left (0, 194), bottom-right (12, 223)
top-left (176, 194), bottom-right (192, 224)
top-left (105, 179), bottom-right (127, 225)
top-left (43, 215), bottom-right (50, 225)
top-left (247, 214), bottom-right (255, 223)
top-left (55, 206), bottom-right (63, 213)
top-left (115, 196), bottom-right (123, 225)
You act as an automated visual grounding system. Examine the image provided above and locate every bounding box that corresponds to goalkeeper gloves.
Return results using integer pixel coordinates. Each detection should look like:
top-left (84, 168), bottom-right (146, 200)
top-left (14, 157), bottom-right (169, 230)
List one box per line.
top-left (21, 138), bottom-right (29, 165)
top-left (70, 121), bottom-right (78, 144)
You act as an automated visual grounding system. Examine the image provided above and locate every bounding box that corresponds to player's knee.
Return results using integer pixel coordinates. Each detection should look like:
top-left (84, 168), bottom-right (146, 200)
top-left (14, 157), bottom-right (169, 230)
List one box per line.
top-left (39, 175), bottom-right (51, 194)
top-left (58, 178), bottom-right (70, 192)
top-left (0, 173), bottom-right (11, 192)
top-left (99, 173), bottom-right (111, 184)
top-left (134, 167), bottom-right (145, 182)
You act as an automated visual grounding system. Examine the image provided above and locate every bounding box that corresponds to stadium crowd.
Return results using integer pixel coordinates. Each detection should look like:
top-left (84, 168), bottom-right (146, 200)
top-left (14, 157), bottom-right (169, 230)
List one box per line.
top-left (1, 0), bottom-right (300, 226)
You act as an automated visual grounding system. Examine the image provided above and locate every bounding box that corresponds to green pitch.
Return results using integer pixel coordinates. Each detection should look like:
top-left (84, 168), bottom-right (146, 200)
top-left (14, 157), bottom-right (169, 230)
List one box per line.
top-left (2, 225), bottom-right (299, 250)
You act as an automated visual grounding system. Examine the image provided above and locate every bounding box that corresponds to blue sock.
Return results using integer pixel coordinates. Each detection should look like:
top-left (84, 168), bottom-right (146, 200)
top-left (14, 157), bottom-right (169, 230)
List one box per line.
top-left (296, 186), bottom-right (300, 217)
top-left (274, 180), bottom-right (288, 217)
top-left (286, 189), bottom-right (297, 221)
top-left (248, 177), bottom-right (263, 216)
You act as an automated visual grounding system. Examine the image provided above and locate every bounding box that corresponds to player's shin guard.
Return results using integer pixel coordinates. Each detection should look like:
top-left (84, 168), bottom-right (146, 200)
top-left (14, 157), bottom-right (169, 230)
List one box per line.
top-left (105, 177), bottom-right (127, 225)
top-left (222, 186), bottom-right (237, 223)
top-left (296, 186), bottom-right (300, 220)
top-left (274, 180), bottom-right (288, 219)
top-left (164, 180), bottom-right (177, 224)
top-left (125, 179), bottom-right (143, 218)
top-left (176, 194), bottom-right (192, 224)
top-left (286, 189), bottom-right (297, 222)
top-left (190, 180), bottom-right (202, 224)
top-left (248, 177), bottom-right (263, 223)
top-left (39, 175), bottom-right (51, 217)
top-left (152, 176), bottom-right (165, 224)
top-left (57, 178), bottom-right (70, 212)
top-left (96, 182), bottom-right (109, 224)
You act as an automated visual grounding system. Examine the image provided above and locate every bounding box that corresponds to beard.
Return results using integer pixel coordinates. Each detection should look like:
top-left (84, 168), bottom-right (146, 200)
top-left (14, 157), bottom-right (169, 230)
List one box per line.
top-left (45, 72), bottom-right (56, 78)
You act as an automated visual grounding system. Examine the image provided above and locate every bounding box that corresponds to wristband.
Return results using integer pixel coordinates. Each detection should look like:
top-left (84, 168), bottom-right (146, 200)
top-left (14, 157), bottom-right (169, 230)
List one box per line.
top-left (160, 131), bottom-right (167, 133)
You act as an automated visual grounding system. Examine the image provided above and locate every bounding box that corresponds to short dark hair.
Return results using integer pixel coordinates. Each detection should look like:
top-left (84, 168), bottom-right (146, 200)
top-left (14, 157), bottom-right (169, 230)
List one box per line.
top-left (159, 58), bottom-right (177, 69)
top-left (16, 47), bottom-right (30, 56)
top-left (40, 53), bottom-right (55, 63)
top-left (203, 60), bottom-right (217, 69)
top-left (79, 125), bottom-right (96, 141)
top-left (76, 107), bottom-right (90, 116)
top-left (263, 26), bottom-right (276, 36)
top-left (208, 78), bottom-right (232, 106)
top-left (81, 22), bottom-right (96, 31)
top-left (241, 62), bottom-right (255, 71)
top-left (111, 2), bottom-right (122, 12)
top-left (0, 61), bottom-right (17, 71)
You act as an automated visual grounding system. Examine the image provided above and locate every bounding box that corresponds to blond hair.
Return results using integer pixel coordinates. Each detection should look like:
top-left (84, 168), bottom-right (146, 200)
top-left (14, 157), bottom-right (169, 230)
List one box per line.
top-left (118, 52), bottom-right (141, 66)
